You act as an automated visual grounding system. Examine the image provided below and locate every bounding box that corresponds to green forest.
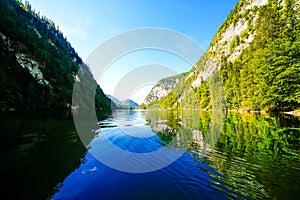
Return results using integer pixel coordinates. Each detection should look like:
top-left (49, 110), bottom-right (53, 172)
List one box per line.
top-left (0, 0), bottom-right (111, 114)
top-left (220, 0), bottom-right (300, 111)
top-left (148, 0), bottom-right (300, 112)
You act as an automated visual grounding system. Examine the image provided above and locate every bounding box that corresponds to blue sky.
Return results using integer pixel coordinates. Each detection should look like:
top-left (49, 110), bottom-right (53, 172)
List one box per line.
top-left (27, 0), bottom-right (239, 103)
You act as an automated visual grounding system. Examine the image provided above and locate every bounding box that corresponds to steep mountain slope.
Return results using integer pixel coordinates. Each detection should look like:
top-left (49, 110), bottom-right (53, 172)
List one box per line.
top-left (0, 0), bottom-right (111, 113)
top-left (152, 0), bottom-right (300, 111)
top-left (143, 73), bottom-right (186, 105)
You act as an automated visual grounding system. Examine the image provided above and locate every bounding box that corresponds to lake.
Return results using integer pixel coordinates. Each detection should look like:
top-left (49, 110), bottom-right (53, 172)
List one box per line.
top-left (0, 110), bottom-right (299, 199)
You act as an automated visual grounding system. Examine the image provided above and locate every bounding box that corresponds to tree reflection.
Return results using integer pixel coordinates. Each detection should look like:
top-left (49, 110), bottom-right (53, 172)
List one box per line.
top-left (146, 110), bottom-right (300, 199)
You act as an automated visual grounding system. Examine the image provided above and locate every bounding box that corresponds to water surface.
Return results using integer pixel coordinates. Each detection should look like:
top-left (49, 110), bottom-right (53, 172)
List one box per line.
top-left (54, 110), bottom-right (300, 200)
top-left (0, 110), bottom-right (299, 199)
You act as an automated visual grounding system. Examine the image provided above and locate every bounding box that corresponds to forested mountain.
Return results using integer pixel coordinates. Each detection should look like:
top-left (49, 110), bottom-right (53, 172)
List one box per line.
top-left (143, 73), bottom-right (186, 106)
top-left (149, 0), bottom-right (300, 112)
top-left (0, 0), bottom-right (111, 113)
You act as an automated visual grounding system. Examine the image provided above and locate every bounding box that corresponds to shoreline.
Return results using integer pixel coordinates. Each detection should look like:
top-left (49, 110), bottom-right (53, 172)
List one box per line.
top-left (214, 109), bottom-right (300, 116)
top-left (139, 107), bottom-right (300, 116)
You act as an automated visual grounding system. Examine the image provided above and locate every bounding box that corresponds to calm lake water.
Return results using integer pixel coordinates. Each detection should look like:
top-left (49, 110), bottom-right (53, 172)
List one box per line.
top-left (0, 110), bottom-right (299, 199)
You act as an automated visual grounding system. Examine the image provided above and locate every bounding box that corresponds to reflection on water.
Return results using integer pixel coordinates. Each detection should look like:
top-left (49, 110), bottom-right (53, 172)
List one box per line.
top-left (0, 110), bottom-right (299, 199)
top-left (52, 110), bottom-right (299, 200)
top-left (147, 110), bottom-right (300, 199)
top-left (0, 113), bottom-right (87, 199)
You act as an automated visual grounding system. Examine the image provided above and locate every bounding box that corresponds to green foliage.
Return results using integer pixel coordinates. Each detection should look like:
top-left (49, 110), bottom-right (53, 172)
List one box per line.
top-left (160, 91), bottom-right (178, 109)
top-left (230, 35), bottom-right (240, 52)
top-left (196, 79), bottom-right (211, 109)
top-left (220, 57), bottom-right (241, 109)
top-left (136, 103), bottom-right (147, 110)
top-left (220, 0), bottom-right (300, 112)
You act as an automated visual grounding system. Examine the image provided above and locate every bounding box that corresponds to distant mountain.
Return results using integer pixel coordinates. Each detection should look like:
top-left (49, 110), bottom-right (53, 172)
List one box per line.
top-left (125, 99), bottom-right (139, 107)
top-left (106, 95), bottom-right (139, 108)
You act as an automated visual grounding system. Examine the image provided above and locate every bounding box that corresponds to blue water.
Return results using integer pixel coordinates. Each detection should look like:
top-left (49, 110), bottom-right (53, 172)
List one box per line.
top-left (52, 110), bottom-right (241, 200)
top-left (52, 152), bottom-right (237, 200)
top-left (51, 110), bottom-right (300, 200)
top-left (1, 110), bottom-right (298, 199)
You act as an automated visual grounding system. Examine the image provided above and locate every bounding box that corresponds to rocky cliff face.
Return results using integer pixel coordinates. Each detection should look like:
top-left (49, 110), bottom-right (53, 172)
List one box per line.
top-left (190, 0), bottom-right (269, 89)
top-left (143, 73), bottom-right (186, 105)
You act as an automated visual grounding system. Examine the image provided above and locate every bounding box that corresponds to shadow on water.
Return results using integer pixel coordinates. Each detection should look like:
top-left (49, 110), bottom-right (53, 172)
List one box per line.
top-left (0, 111), bottom-right (88, 199)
